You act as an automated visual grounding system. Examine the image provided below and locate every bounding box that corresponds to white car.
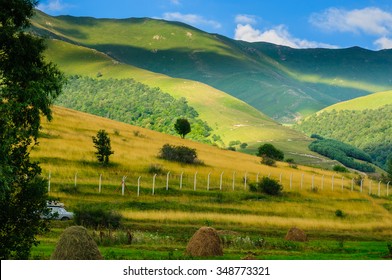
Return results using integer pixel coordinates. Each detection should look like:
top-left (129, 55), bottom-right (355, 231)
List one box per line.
top-left (43, 202), bottom-right (74, 220)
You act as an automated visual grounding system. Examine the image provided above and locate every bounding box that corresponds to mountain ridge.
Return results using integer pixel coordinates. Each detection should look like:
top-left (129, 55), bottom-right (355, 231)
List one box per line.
top-left (31, 10), bottom-right (392, 122)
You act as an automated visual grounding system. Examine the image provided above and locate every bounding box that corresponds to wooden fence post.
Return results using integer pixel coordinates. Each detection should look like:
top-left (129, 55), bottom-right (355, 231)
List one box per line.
top-left (207, 172), bottom-right (211, 191)
top-left (194, 171), bottom-right (197, 191)
top-left (180, 172), bottom-right (184, 190)
top-left (220, 172), bottom-right (224, 191)
top-left (378, 181), bottom-right (381, 197)
top-left (137, 176), bottom-right (141, 197)
top-left (121, 176), bottom-right (126, 196)
top-left (48, 171), bottom-right (51, 193)
top-left (166, 171), bottom-right (170, 191)
top-left (387, 181), bottom-right (390, 196)
top-left (99, 174), bottom-right (102, 193)
top-left (152, 174), bottom-right (157, 195)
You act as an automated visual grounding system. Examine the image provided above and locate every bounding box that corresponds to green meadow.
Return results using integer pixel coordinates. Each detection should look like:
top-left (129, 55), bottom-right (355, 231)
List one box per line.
top-left (30, 107), bottom-right (392, 260)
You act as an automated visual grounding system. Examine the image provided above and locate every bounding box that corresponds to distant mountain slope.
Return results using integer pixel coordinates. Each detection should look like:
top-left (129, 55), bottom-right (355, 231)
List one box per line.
top-left (43, 38), bottom-right (316, 163)
top-left (31, 11), bottom-right (392, 122)
top-left (294, 90), bottom-right (392, 168)
top-left (318, 90), bottom-right (392, 111)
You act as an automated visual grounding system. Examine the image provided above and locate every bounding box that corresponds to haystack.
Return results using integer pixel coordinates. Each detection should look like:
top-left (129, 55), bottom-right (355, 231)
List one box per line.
top-left (186, 227), bottom-right (223, 257)
top-left (51, 226), bottom-right (103, 260)
top-left (285, 227), bottom-right (308, 242)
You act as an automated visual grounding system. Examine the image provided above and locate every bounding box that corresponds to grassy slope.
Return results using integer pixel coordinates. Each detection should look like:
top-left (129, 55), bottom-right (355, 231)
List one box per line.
top-left (31, 11), bottom-right (392, 122)
top-left (294, 90), bottom-right (392, 168)
top-left (319, 90), bottom-right (392, 112)
top-left (43, 39), bottom-right (325, 165)
top-left (31, 106), bottom-right (392, 259)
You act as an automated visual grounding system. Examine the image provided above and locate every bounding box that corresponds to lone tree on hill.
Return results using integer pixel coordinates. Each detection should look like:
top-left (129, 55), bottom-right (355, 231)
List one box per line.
top-left (256, 143), bottom-right (284, 166)
top-left (0, 0), bottom-right (64, 259)
top-left (92, 130), bottom-right (114, 165)
top-left (174, 118), bottom-right (191, 139)
top-left (257, 143), bottom-right (284, 160)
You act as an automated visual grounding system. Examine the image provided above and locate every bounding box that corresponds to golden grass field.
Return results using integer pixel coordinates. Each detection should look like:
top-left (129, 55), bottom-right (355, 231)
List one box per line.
top-left (31, 106), bottom-right (392, 244)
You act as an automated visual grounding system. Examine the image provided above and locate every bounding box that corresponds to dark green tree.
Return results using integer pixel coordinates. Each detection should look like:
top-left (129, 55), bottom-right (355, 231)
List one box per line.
top-left (249, 177), bottom-right (283, 196)
top-left (256, 144), bottom-right (284, 160)
top-left (0, 0), bottom-right (64, 259)
top-left (92, 130), bottom-right (114, 165)
top-left (174, 118), bottom-right (191, 139)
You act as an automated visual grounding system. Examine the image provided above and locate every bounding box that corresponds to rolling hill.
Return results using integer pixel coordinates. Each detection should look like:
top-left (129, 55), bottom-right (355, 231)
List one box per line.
top-left (42, 39), bottom-right (311, 145)
top-left (294, 90), bottom-right (392, 168)
top-left (31, 10), bottom-right (392, 122)
top-left (30, 107), bottom-right (392, 260)
top-left (37, 29), bottom-right (327, 166)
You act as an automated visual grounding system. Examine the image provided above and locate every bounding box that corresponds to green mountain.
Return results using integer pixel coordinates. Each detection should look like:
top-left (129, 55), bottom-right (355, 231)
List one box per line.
top-left (31, 11), bottom-right (392, 123)
top-left (294, 90), bottom-right (392, 168)
top-left (38, 27), bottom-right (320, 166)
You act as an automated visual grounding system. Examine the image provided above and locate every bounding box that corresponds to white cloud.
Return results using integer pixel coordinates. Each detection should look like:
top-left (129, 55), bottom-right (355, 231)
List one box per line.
top-left (163, 12), bottom-right (221, 29)
top-left (374, 37), bottom-right (392, 49)
top-left (234, 24), bottom-right (337, 49)
top-left (37, 0), bottom-right (71, 13)
top-left (235, 14), bottom-right (258, 25)
top-left (170, 0), bottom-right (181, 5)
top-left (310, 7), bottom-right (392, 36)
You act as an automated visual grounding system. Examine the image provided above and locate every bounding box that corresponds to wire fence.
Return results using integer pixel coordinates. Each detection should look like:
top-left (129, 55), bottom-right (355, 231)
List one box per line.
top-left (47, 169), bottom-right (391, 198)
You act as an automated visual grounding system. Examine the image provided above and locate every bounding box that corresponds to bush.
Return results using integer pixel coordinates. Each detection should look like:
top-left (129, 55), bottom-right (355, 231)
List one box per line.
top-left (335, 209), bottom-right (345, 218)
top-left (257, 144), bottom-right (284, 162)
top-left (333, 165), bottom-right (349, 173)
top-left (74, 204), bottom-right (122, 230)
top-left (159, 144), bottom-right (200, 164)
top-left (261, 156), bottom-right (276, 166)
top-left (249, 177), bottom-right (283, 195)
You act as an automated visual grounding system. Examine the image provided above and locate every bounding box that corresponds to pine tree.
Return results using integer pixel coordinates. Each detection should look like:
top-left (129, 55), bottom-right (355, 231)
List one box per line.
top-left (92, 130), bottom-right (114, 165)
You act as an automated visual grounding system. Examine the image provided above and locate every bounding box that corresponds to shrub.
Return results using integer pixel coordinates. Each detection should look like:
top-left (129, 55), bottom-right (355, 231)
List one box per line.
top-left (74, 204), bottom-right (122, 230)
top-left (261, 156), bottom-right (276, 166)
top-left (147, 164), bottom-right (166, 175)
top-left (256, 143), bottom-right (284, 161)
top-left (333, 165), bottom-right (349, 173)
top-left (335, 209), bottom-right (344, 218)
top-left (159, 144), bottom-right (200, 164)
top-left (249, 177), bottom-right (283, 195)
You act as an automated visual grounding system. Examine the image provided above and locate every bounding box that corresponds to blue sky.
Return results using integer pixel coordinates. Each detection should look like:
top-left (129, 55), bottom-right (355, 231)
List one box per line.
top-left (37, 0), bottom-right (392, 50)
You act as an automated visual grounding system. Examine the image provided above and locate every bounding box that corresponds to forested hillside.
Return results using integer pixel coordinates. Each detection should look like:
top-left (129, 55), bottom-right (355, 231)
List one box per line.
top-left (295, 105), bottom-right (392, 168)
top-left (56, 76), bottom-right (216, 143)
top-left (308, 137), bottom-right (375, 172)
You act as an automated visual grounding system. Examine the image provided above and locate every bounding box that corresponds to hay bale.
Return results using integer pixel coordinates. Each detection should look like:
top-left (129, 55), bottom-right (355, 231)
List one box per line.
top-left (51, 226), bottom-right (103, 260)
top-left (285, 227), bottom-right (308, 242)
top-left (186, 227), bottom-right (223, 257)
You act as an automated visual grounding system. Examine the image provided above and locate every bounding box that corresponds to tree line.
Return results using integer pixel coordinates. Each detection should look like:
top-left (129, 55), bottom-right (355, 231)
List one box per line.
top-left (56, 75), bottom-right (220, 144)
top-left (295, 106), bottom-right (392, 169)
top-left (309, 136), bottom-right (375, 173)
